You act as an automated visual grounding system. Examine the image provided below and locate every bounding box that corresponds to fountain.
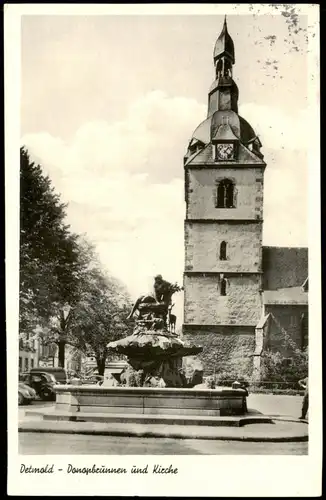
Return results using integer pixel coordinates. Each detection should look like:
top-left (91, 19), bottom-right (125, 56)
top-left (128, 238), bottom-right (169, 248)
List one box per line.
top-left (53, 275), bottom-right (249, 420)
top-left (107, 275), bottom-right (203, 388)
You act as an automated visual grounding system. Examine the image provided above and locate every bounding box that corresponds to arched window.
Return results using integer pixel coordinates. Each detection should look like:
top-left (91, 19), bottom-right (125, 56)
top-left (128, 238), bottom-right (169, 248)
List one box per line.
top-left (219, 241), bottom-right (227, 260)
top-left (220, 278), bottom-right (227, 296)
top-left (216, 179), bottom-right (234, 208)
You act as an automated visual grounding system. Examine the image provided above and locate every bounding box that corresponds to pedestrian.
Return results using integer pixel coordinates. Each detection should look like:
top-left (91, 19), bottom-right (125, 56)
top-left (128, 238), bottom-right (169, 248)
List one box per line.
top-left (298, 376), bottom-right (308, 420)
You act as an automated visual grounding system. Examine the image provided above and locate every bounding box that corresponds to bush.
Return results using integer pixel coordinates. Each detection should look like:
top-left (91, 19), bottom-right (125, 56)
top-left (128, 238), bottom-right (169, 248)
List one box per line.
top-left (260, 329), bottom-right (308, 389)
top-left (214, 369), bottom-right (250, 388)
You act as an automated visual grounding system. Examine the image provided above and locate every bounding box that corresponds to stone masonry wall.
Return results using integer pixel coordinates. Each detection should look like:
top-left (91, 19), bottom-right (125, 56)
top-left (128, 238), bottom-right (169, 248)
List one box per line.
top-left (185, 221), bottom-right (262, 272)
top-left (262, 247), bottom-right (308, 290)
top-left (187, 167), bottom-right (264, 220)
top-left (184, 274), bottom-right (262, 326)
top-left (182, 326), bottom-right (255, 378)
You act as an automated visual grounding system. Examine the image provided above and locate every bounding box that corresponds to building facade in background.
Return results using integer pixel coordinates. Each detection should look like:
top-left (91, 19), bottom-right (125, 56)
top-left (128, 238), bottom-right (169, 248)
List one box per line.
top-left (19, 328), bottom-right (85, 374)
top-left (182, 19), bottom-right (308, 378)
top-left (19, 337), bottom-right (39, 373)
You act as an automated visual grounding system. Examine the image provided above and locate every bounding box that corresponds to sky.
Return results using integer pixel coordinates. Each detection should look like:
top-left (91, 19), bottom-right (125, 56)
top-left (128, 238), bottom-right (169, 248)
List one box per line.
top-left (20, 7), bottom-right (313, 322)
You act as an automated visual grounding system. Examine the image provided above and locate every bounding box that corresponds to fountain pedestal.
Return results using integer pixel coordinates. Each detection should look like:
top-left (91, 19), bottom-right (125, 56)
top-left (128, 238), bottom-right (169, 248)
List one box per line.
top-left (108, 327), bottom-right (203, 387)
top-left (54, 385), bottom-right (248, 417)
top-left (107, 279), bottom-right (204, 388)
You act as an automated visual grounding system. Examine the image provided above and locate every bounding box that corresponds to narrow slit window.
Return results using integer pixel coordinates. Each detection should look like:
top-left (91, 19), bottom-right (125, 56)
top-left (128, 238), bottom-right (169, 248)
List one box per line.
top-left (220, 241), bottom-right (227, 260)
top-left (220, 278), bottom-right (227, 296)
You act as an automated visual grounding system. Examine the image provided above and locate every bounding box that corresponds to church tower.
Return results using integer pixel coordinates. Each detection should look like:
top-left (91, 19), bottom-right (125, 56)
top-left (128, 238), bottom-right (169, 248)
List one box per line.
top-left (183, 18), bottom-right (266, 376)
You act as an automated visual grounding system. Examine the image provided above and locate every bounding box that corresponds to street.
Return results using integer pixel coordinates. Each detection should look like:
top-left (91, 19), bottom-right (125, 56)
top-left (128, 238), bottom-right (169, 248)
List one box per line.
top-left (19, 432), bottom-right (308, 455)
top-left (19, 400), bottom-right (54, 418)
top-left (247, 393), bottom-right (305, 419)
top-left (18, 394), bottom-right (308, 455)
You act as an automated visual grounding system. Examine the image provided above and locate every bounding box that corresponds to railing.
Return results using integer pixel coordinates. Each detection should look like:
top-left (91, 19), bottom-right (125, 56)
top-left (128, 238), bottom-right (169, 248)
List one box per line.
top-left (212, 377), bottom-right (306, 394)
top-left (247, 385), bottom-right (305, 395)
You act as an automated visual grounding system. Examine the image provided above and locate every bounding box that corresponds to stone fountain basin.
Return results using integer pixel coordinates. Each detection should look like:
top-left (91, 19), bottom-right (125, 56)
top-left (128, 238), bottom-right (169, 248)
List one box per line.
top-left (54, 385), bottom-right (247, 417)
top-left (107, 331), bottom-right (202, 358)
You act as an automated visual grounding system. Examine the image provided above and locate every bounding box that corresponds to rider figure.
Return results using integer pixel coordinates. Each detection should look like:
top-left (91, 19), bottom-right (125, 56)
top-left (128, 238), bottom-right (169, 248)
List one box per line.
top-left (153, 275), bottom-right (173, 304)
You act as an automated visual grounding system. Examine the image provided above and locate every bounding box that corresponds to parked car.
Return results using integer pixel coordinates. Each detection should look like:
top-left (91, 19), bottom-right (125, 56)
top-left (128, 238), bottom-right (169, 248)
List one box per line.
top-left (30, 367), bottom-right (68, 384)
top-left (18, 382), bottom-right (37, 406)
top-left (20, 372), bottom-right (57, 401)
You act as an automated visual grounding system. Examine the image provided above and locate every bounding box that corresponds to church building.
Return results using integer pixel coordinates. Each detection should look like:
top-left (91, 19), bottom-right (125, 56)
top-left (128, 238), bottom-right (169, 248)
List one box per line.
top-left (182, 19), bottom-right (308, 379)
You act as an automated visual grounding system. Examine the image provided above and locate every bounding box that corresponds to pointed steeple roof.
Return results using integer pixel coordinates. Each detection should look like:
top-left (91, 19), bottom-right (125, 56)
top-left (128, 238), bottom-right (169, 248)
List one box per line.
top-left (184, 17), bottom-right (265, 163)
top-left (213, 16), bottom-right (235, 64)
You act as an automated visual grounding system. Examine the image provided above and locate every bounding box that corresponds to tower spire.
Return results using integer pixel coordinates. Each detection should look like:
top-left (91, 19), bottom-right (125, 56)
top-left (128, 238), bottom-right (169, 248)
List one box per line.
top-left (208, 17), bottom-right (238, 116)
top-left (214, 15), bottom-right (235, 66)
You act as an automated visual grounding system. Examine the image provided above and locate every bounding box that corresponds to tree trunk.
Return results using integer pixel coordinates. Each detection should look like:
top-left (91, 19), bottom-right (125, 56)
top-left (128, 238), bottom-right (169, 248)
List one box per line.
top-left (96, 356), bottom-right (106, 376)
top-left (58, 338), bottom-right (65, 368)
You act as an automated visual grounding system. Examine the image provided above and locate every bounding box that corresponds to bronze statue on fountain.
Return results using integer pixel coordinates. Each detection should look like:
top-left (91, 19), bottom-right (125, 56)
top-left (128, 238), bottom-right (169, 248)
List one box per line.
top-left (107, 274), bottom-right (203, 387)
top-left (126, 275), bottom-right (181, 333)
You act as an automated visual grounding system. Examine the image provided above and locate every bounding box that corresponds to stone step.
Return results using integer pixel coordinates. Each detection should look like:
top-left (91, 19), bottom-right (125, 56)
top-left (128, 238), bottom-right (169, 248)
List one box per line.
top-left (26, 409), bottom-right (273, 427)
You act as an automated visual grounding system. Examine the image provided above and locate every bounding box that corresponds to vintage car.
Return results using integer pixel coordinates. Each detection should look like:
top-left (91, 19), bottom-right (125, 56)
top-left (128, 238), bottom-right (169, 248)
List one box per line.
top-left (18, 382), bottom-right (37, 405)
top-left (20, 372), bottom-right (57, 401)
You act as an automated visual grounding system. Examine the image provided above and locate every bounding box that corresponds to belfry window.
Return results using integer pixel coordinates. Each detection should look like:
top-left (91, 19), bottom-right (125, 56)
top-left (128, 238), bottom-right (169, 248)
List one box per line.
top-left (216, 179), bottom-right (234, 208)
top-left (219, 241), bottom-right (227, 260)
top-left (220, 278), bottom-right (227, 296)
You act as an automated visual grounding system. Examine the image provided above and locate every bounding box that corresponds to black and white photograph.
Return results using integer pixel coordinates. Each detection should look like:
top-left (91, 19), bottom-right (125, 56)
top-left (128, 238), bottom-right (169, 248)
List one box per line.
top-left (6, 3), bottom-right (321, 497)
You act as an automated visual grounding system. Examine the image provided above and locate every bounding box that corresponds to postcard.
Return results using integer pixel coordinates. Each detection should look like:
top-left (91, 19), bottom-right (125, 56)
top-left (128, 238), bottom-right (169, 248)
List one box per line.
top-left (5, 3), bottom-right (321, 497)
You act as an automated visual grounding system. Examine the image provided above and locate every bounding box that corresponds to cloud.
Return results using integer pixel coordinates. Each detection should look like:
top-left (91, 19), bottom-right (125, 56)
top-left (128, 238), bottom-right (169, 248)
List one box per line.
top-left (239, 102), bottom-right (309, 151)
top-left (23, 90), bottom-right (206, 184)
top-left (238, 101), bottom-right (308, 246)
top-left (22, 91), bottom-right (308, 323)
top-left (22, 91), bottom-right (204, 323)
top-left (262, 147), bottom-right (308, 246)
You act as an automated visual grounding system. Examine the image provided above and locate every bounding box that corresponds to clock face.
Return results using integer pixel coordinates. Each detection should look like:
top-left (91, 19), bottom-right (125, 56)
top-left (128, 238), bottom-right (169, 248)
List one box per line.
top-left (216, 143), bottom-right (234, 160)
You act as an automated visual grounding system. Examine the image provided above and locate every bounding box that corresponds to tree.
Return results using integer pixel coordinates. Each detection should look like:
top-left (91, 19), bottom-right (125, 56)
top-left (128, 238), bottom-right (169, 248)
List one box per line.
top-left (260, 317), bottom-right (308, 389)
top-left (19, 147), bottom-right (87, 335)
top-left (20, 148), bottom-right (133, 372)
top-left (65, 265), bottom-right (133, 375)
